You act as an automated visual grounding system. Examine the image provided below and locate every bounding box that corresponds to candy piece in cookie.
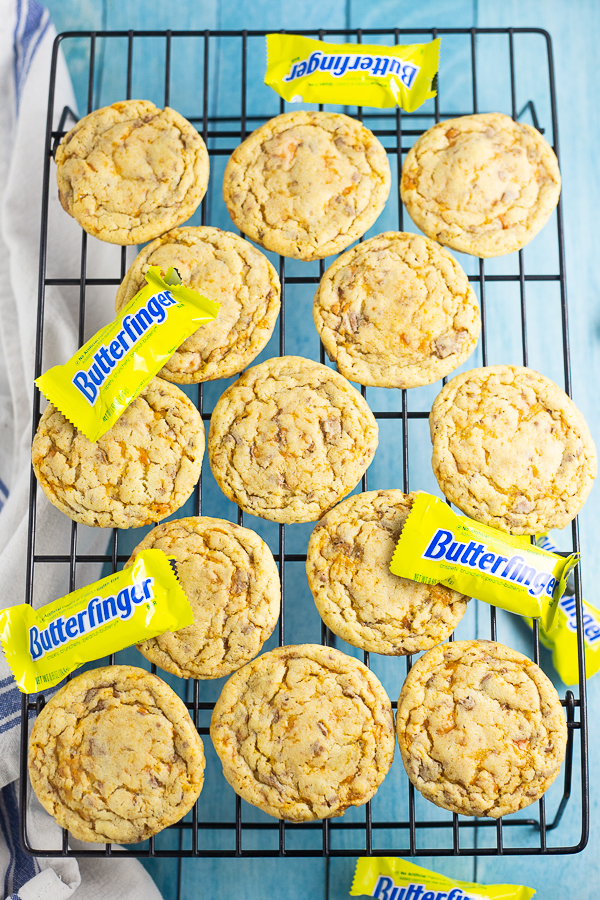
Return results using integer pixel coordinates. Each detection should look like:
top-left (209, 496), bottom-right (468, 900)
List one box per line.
top-left (28, 665), bottom-right (205, 843)
top-left (211, 644), bottom-right (395, 821)
top-left (401, 112), bottom-right (561, 258)
top-left (396, 640), bottom-right (568, 817)
top-left (306, 490), bottom-right (469, 655)
top-left (56, 100), bottom-right (209, 244)
top-left (313, 231), bottom-right (480, 388)
top-left (430, 365), bottom-right (596, 534)
top-left (129, 517), bottom-right (280, 679)
top-left (208, 356), bottom-right (378, 523)
top-left (223, 111), bottom-right (391, 261)
top-left (32, 377), bottom-right (204, 528)
top-left (115, 227), bottom-right (281, 384)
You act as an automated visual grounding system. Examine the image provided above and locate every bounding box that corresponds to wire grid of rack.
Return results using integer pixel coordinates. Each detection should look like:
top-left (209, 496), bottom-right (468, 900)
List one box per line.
top-left (19, 26), bottom-right (588, 860)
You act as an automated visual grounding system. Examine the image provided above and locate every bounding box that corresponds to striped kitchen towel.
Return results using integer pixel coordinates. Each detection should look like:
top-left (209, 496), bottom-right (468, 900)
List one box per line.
top-left (1, 778), bottom-right (163, 900)
top-left (0, 1), bottom-right (162, 897)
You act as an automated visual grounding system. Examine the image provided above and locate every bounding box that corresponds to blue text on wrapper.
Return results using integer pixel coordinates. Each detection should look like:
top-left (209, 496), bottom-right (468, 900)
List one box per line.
top-left (282, 51), bottom-right (420, 87)
top-left (560, 595), bottom-right (600, 645)
top-left (71, 291), bottom-right (178, 405)
top-left (28, 577), bottom-right (155, 661)
top-left (373, 876), bottom-right (484, 900)
top-left (422, 528), bottom-right (557, 599)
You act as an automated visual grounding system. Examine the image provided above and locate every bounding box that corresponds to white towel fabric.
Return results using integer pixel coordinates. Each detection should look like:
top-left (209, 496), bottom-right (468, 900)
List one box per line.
top-left (0, 1), bottom-right (162, 896)
top-left (1, 781), bottom-right (162, 900)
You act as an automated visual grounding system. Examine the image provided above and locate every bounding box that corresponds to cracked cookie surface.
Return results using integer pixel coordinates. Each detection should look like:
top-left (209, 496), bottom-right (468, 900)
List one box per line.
top-left (28, 665), bottom-right (205, 843)
top-left (115, 227), bottom-right (280, 383)
top-left (129, 517), bottom-right (280, 679)
top-left (32, 377), bottom-right (204, 528)
top-left (313, 232), bottom-right (480, 388)
top-left (210, 644), bottom-right (395, 821)
top-left (396, 640), bottom-right (567, 818)
top-left (223, 111), bottom-right (391, 261)
top-left (430, 365), bottom-right (596, 534)
top-left (401, 113), bottom-right (561, 258)
top-left (208, 356), bottom-right (378, 523)
top-left (56, 100), bottom-right (209, 244)
top-left (306, 490), bottom-right (469, 655)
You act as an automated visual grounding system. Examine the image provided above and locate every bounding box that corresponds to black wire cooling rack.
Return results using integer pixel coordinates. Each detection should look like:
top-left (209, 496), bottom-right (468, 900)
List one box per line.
top-left (19, 27), bottom-right (588, 860)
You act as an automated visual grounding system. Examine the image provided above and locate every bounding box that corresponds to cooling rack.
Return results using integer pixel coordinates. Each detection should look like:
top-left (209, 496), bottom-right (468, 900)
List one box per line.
top-left (19, 26), bottom-right (588, 859)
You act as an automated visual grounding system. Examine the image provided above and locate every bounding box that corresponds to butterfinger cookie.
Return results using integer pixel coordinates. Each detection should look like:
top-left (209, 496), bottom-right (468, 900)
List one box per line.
top-left (306, 490), bottom-right (469, 655)
top-left (115, 227), bottom-right (280, 383)
top-left (210, 644), bottom-right (395, 821)
top-left (56, 100), bottom-right (209, 244)
top-left (129, 517), bottom-right (280, 679)
top-left (32, 377), bottom-right (204, 528)
top-left (396, 640), bottom-right (568, 818)
top-left (223, 111), bottom-right (391, 260)
top-left (28, 665), bottom-right (205, 843)
top-left (401, 113), bottom-right (561, 257)
top-left (430, 365), bottom-right (596, 534)
top-left (208, 356), bottom-right (378, 523)
top-left (313, 232), bottom-right (480, 387)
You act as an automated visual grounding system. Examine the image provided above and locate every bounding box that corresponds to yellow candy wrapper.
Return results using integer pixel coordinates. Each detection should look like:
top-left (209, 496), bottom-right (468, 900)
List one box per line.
top-left (525, 535), bottom-right (600, 684)
top-left (265, 34), bottom-right (440, 111)
top-left (0, 549), bottom-right (193, 693)
top-left (36, 266), bottom-right (220, 442)
top-left (351, 857), bottom-right (535, 900)
top-left (390, 494), bottom-right (578, 625)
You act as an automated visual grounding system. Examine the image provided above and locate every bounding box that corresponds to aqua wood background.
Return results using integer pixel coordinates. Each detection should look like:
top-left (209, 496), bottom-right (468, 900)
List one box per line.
top-left (40, 0), bottom-right (600, 897)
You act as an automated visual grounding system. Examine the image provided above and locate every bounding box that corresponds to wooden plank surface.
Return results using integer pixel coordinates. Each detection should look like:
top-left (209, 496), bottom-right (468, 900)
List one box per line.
top-left (42, 1), bottom-right (599, 898)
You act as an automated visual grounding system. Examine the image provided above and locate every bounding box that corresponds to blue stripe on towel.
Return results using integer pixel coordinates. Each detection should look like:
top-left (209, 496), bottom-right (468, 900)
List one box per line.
top-left (0, 685), bottom-right (23, 735)
top-left (0, 782), bottom-right (38, 896)
top-left (0, 673), bottom-right (15, 691)
top-left (0, 678), bottom-right (61, 736)
top-left (13, 0), bottom-right (50, 112)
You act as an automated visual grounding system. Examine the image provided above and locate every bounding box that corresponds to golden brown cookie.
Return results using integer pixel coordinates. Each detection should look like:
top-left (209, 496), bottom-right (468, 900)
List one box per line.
top-left (401, 113), bottom-right (561, 257)
top-left (429, 365), bottom-right (597, 534)
top-left (128, 517), bottom-right (280, 679)
top-left (223, 111), bottom-right (391, 261)
top-left (313, 232), bottom-right (480, 387)
top-left (396, 640), bottom-right (568, 818)
top-left (115, 227), bottom-right (281, 384)
top-left (28, 665), bottom-right (205, 843)
top-left (306, 490), bottom-right (469, 655)
top-left (210, 644), bottom-right (395, 821)
top-left (208, 356), bottom-right (378, 523)
top-left (32, 377), bottom-right (204, 528)
top-left (55, 100), bottom-right (209, 244)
